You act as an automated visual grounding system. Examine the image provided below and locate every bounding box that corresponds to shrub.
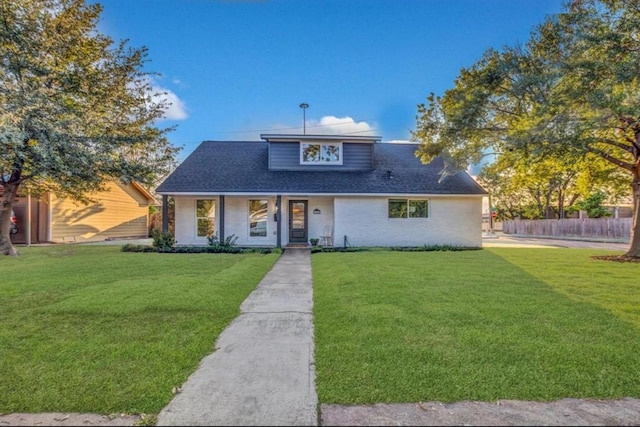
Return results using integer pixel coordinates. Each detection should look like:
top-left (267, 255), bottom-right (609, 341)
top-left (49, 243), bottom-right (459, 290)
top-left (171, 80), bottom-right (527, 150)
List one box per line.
top-left (568, 191), bottom-right (612, 218)
top-left (390, 244), bottom-right (482, 252)
top-left (121, 244), bottom-right (157, 253)
top-left (207, 234), bottom-right (239, 247)
top-left (151, 230), bottom-right (176, 252)
top-left (311, 246), bottom-right (369, 253)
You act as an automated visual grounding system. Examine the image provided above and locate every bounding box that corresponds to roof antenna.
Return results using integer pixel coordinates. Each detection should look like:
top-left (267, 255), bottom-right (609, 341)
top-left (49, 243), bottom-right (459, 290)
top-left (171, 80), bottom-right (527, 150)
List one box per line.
top-left (299, 103), bottom-right (309, 134)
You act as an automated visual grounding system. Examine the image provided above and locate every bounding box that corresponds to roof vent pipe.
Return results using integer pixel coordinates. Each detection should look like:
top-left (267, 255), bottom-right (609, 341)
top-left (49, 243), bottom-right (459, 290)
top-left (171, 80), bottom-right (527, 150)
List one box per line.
top-left (386, 170), bottom-right (393, 179)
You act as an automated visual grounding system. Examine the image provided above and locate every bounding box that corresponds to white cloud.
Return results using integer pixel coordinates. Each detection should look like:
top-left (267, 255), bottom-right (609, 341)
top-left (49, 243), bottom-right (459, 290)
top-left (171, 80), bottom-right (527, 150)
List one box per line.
top-left (155, 86), bottom-right (188, 120)
top-left (231, 115), bottom-right (378, 141)
top-left (386, 139), bottom-right (416, 144)
top-left (134, 76), bottom-right (188, 121)
top-left (305, 116), bottom-right (377, 135)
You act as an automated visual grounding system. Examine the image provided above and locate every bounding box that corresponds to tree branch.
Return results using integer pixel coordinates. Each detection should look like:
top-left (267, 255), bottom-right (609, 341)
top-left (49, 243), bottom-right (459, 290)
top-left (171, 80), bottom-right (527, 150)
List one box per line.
top-left (597, 138), bottom-right (634, 153)
top-left (587, 147), bottom-right (635, 171)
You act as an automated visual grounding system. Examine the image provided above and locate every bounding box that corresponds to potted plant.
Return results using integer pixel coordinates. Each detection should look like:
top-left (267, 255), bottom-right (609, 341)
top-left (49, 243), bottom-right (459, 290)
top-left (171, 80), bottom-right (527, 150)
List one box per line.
top-left (310, 238), bottom-right (319, 246)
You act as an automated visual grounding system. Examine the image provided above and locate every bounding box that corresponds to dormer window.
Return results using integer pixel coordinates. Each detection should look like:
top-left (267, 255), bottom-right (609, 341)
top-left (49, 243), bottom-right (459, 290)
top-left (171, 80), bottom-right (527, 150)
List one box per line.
top-left (300, 142), bottom-right (343, 165)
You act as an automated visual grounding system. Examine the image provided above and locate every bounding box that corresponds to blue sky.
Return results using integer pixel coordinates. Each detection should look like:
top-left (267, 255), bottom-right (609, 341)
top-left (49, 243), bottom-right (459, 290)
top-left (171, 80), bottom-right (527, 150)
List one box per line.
top-left (93, 0), bottom-right (567, 161)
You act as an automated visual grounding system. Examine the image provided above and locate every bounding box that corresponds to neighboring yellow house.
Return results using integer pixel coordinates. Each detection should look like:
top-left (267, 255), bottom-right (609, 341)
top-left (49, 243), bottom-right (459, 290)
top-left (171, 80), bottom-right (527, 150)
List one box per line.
top-left (8, 181), bottom-right (156, 244)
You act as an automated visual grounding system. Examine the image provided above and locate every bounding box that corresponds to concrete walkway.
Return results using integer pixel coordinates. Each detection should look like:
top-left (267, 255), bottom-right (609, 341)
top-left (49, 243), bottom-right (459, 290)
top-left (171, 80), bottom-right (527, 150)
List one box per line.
top-left (157, 248), bottom-right (317, 426)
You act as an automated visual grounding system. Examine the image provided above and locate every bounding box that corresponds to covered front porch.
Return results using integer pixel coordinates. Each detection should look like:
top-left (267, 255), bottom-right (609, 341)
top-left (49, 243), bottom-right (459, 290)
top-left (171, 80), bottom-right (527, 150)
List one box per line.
top-left (164, 194), bottom-right (334, 248)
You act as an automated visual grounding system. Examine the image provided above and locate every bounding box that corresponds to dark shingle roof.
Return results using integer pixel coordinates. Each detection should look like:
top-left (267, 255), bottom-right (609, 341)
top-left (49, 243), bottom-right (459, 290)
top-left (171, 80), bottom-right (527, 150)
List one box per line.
top-left (156, 141), bottom-right (487, 195)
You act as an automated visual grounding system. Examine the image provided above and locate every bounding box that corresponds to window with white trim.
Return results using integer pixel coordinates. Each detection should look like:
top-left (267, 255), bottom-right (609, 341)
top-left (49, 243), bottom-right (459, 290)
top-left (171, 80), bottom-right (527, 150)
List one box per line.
top-left (196, 200), bottom-right (215, 237)
top-left (249, 199), bottom-right (268, 238)
top-left (388, 199), bottom-right (429, 219)
top-left (300, 143), bottom-right (342, 164)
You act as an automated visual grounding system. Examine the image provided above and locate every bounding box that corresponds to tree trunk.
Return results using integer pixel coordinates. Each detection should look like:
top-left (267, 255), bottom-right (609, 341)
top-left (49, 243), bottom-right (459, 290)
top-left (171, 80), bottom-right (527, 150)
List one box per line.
top-left (558, 190), bottom-right (565, 219)
top-left (0, 182), bottom-right (20, 257)
top-left (624, 177), bottom-right (640, 258)
top-left (544, 194), bottom-right (552, 219)
top-left (0, 235), bottom-right (19, 256)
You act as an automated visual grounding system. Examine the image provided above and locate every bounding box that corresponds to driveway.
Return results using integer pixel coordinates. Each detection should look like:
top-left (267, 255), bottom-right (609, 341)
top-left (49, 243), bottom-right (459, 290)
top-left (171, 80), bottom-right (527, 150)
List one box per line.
top-left (483, 234), bottom-right (629, 251)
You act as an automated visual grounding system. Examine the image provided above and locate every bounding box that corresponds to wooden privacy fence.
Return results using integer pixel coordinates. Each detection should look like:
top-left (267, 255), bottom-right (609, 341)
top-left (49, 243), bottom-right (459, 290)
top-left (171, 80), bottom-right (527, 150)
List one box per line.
top-left (502, 218), bottom-right (632, 240)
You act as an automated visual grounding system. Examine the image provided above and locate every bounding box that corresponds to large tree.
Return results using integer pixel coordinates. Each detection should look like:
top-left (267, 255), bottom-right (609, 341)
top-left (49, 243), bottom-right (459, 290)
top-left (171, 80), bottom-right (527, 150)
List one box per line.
top-left (413, 0), bottom-right (640, 258)
top-left (478, 152), bottom-right (629, 220)
top-left (0, 0), bottom-right (180, 256)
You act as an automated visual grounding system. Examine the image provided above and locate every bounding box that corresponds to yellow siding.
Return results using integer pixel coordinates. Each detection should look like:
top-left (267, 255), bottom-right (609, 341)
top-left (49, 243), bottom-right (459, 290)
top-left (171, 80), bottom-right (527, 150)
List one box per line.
top-left (51, 182), bottom-right (150, 243)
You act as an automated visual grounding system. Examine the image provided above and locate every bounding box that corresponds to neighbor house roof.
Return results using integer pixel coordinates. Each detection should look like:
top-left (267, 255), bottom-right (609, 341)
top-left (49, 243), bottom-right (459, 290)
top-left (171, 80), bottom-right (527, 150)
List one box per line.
top-left (156, 141), bottom-right (487, 195)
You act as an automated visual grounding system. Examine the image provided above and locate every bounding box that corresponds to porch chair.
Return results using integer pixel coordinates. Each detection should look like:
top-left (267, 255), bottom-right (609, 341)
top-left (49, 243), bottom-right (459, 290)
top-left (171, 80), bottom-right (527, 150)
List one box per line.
top-left (319, 224), bottom-right (333, 247)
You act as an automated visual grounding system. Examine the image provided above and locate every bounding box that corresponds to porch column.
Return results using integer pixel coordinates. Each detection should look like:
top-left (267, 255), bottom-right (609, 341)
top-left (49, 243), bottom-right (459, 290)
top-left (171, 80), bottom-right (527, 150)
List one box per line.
top-left (219, 195), bottom-right (225, 241)
top-left (276, 195), bottom-right (282, 248)
top-left (162, 195), bottom-right (169, 233)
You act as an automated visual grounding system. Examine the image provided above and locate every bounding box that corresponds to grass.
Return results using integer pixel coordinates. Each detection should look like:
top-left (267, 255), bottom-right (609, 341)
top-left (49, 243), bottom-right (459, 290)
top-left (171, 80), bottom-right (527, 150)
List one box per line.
top-left (312, 247), bottom-right (640, 404)
top-left (4, 244), bottom-right (640, 416)
top-left (0, 245), bottom-right (280, 414)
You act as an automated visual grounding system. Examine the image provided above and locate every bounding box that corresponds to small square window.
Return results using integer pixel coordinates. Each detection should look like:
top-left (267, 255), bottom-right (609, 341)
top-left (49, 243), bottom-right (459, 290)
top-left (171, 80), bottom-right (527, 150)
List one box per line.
top-left (301, 144), bottom-right (320, 163)
top-left (388, 199), bottom-right (408, 218)
top-left (388, 199), bottom-right (429, 219)
top-left (322, 144), bottom-right (340, 162)
top-left (409, 200), bottom-right (429, 218)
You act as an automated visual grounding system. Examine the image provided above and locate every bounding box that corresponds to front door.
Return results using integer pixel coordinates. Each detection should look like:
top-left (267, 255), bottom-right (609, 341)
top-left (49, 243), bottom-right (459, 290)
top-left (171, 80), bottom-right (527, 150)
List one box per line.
top-left (288, 200), bottom-right (308, 243)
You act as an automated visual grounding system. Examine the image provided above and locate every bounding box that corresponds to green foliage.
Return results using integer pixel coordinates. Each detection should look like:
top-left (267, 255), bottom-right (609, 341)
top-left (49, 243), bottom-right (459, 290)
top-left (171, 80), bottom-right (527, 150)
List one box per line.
top-left (568, 191), bottom-right (612, 218)
top-left (170, 246), bottom-right (272, 254)
top-left (412, 0), bottom-right (640, 254)
top-left (207, 234), bottom-right (239, 248)
top-left (311, 246), bottom-right (375, 254)
top-left (122, 238), bottom-right (274, 255)
top-left (0, 0), bottom-right (180, 254)
top-left (390, 244), bottom-right (482, 252)
top-left (121, 244), bottom-right (157, 253)
top-left (151, 230), bottom-right (176, 252)
top-left (476, 152), bottom-right (624, 219)
top-left (174, 246), bottom-right (240, 254)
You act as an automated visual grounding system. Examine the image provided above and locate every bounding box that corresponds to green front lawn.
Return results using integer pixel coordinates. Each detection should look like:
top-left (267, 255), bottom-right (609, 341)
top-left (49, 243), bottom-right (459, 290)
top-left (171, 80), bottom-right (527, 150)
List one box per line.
top-left (0, 245), bottom-right (280, 414)
top-left (3, 245), bottom-right (639, 416)
top-left (313, 248), bottom-right (640, 404)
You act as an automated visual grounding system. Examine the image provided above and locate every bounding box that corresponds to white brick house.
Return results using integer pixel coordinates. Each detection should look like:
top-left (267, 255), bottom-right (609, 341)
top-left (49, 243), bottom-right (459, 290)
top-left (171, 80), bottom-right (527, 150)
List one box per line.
top-left (156, 134), bottom-right (487, 248)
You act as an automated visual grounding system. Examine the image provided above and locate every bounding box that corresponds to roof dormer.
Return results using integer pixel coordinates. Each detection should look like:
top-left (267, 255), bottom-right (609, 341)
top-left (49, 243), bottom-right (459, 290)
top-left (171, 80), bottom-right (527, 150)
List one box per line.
top-left (261, 134), bottom-right (381, 171)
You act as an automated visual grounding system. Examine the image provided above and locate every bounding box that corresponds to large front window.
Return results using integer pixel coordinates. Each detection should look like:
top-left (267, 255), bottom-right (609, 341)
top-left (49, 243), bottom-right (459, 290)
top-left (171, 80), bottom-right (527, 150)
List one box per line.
top-left (388, 199), bottom-right (429, 219)
top-left (300, 143), bottom-right (342, 164)
top-left (249, 199), bottom-right (268, 237)
top-left (196, 200), bottom-right (215, 237)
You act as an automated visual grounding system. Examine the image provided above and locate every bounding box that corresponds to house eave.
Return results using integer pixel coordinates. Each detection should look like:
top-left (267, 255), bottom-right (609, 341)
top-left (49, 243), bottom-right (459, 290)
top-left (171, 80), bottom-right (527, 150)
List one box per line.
top-left (130, 181), bottom-right (158, 205)
top-left (156, 191), bottom-right (485, 198)
top-left (260, 133), bottom-right (382, 143)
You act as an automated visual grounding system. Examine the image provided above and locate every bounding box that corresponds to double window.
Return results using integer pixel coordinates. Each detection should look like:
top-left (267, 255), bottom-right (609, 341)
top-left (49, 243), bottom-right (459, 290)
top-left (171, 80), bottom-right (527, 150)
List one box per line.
top-left (196, 200), bottom-right (215, 237)
top-left (388, 199), bottom-right (429, 219)
top-left (300, 143), bottom-right (342, 164)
